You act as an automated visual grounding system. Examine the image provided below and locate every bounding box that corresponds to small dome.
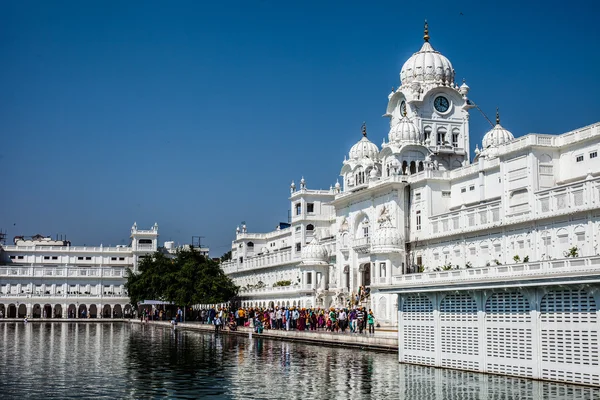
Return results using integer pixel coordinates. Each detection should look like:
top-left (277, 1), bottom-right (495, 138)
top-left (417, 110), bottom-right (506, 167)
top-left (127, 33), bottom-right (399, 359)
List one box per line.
top-left (482, 110), bottom-right (514, 148)
top-left (389, 116), bottom-right (421, 144)
top-left (349, 124), bottom-right (379, 160)
top-left (400, 23), bottom-right (454, 86)
top-left (371, 222), bottom-right (403, 252)
top-left (300, 238), bottom-right (328, 264)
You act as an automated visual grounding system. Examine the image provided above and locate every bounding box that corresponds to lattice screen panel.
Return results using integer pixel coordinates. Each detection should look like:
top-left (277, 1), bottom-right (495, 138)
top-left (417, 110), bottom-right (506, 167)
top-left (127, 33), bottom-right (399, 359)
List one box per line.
top-left (486, 327), bottom-right (532, 360)
top-left (540, 288), bottom-right (600, 386)
top-left (542, 381), bottom-right (600, 400)
top-left (485, 292), bottom-right (531, 323)
top-left (401, 364), bottom-right (436, 398)
top-left (486, 375), bottom-right (535, 400)
top-left (440, 293), bottom-right (478, 321)
top-left (403, 354), bottom-right (435, 366)
top-left (441, 326), bottom-right (479, 355)
top-left (403, 325), bottom-right (434, 352)
top-left (401, 295), bottom-right (433, 321)
top-left (486, 362), bottom-right (533, 378)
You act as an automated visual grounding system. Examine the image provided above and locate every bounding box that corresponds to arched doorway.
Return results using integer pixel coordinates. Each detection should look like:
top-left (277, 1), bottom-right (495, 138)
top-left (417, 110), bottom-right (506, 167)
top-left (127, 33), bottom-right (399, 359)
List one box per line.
top-left (89, 305), bottom-right (97, 318)
top-left (18, 304), bottom-right (27, 318)
top-left (43, 304), bottom-right (52, 318)
top-left (268, 301), bottom-right (275, 309)
top-left (113, 304), bottom-right (122, 318)
top-left (68, 304), bottom-right (76, 318)
top-left (124, 305), bottom-right (132, 318)
top-left (54, 304), bottom-right (62, 318)
top-left (0, 304), bottom-right (5, 318)
top-left (8, 304), bottom-right (16, 318)
top-left (103, 305), bottom-right (111, 318)
top-left (32, 304), bottom-right (42, 318)
top-left (359, 263), bottom-right (371, 287)
top-left (78, 304), bottom-right (87, 318)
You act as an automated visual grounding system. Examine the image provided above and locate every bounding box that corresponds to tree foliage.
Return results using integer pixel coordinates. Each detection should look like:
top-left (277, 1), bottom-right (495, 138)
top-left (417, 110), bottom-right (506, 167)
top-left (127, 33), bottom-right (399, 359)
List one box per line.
top-left (125, 247), bottom-right (238, 307)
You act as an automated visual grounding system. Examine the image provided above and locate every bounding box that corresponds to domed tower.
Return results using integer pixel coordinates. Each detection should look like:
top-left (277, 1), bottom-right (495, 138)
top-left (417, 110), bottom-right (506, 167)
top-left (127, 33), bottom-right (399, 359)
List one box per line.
top-left (340, 123), bottom-right (381, 192)
top-left (385, 21), bottom-right (472, 172)
top-left (300, 238), bottom-right (330, 291)
top-left (477, 108), bottom-right (515, 159)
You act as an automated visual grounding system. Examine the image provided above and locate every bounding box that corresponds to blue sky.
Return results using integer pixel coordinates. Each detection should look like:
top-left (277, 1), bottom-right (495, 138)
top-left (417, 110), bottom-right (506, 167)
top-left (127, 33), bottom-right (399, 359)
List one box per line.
top-left (2, 0), bottom-right (599, 256)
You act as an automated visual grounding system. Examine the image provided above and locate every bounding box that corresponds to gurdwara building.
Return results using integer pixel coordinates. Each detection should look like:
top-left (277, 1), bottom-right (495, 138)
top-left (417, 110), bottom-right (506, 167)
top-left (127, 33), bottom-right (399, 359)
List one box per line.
top-left (221, 23), bottom-right (600, 330)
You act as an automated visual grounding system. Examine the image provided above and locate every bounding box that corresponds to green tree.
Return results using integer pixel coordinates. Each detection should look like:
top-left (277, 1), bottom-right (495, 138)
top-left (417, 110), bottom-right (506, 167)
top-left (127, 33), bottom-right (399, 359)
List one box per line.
top-left (220, 250), bottom-right (232, 262)
top-left (125, 247), bottom-right (238, 308)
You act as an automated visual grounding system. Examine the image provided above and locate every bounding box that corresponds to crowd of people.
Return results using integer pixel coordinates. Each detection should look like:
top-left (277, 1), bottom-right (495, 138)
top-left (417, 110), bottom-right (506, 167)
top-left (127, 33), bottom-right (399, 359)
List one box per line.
top-left (197, 306), bottom-right (377, 335)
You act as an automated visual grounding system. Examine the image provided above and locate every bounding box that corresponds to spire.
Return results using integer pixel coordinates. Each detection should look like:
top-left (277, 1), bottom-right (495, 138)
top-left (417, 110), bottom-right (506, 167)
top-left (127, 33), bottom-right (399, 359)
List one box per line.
top-left (423, 20), bottom-right (430, 42)
top-left (361, 122), bottom-right (367, 137)
top-left (496, 107), bottom-right (500, 125)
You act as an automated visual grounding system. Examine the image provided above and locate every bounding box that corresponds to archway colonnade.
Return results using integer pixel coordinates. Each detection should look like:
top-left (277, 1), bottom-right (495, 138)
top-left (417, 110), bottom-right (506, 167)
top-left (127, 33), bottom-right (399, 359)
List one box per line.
top-left (0, 303), bottom-right (133, 319)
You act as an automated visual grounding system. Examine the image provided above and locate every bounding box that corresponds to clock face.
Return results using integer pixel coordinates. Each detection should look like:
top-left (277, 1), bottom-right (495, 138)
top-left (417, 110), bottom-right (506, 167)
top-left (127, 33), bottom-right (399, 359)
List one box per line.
top-left (434, 96), bottom-right (450, 113)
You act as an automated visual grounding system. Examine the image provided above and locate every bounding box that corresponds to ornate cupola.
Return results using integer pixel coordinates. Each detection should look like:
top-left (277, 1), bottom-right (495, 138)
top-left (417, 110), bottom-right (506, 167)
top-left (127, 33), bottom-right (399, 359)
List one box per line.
top-left (400, 21), bottom-right (455, 87)
top-left (388, 104), bottom-right (421, 144)
top-left (482, 108), bottom-right (514, 149)
top-left (348, 123), bottom-right (379, 161)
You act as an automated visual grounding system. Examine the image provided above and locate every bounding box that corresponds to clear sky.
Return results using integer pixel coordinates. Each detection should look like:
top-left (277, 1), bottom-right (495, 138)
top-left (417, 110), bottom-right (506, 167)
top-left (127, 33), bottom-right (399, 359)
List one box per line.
top-left (2, 0), bottom-right (599, 256)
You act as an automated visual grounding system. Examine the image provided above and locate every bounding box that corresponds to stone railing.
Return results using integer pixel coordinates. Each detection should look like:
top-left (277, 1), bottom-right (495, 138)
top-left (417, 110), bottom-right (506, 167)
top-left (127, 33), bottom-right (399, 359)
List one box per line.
top-left (1, 245), bottom-right (132, 253)
top-left (221, 248), bottom-right (298, 274)
top-left (238, 285), bottom-right (312, 297)
top-left (391, 256), bottom-right (600, 288)
top-left (0, 266), bottom-right (126, 278)
top-left (235, 227), bottom-right (291, 241)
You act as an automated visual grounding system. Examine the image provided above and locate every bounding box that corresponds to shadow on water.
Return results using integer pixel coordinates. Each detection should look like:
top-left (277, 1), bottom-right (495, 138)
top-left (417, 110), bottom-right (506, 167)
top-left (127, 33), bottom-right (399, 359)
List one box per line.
top-left (0, 322), bottom-right (599, 399)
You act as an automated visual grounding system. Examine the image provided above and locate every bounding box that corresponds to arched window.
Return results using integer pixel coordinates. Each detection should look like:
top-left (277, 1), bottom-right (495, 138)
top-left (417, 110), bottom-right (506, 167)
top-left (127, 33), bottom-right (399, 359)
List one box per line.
top-left (410, 161), bottom-right (416, 174)
top-left (418, 161), bottom-right (424, 172)
top-left (437, 127), bottom-right (447, 146)
top-left (306, 224), bottom-right (314, 231)
top-left (402, 161), bottom-right (408, 175)
top-left (247, 242), bottom-right (254, 248)
top-left (452, 128), bottom-right (460, 147)
top-left (138, 239), bottom-right (152, 244)
top-left (424, 126), bottom-right (432, 143)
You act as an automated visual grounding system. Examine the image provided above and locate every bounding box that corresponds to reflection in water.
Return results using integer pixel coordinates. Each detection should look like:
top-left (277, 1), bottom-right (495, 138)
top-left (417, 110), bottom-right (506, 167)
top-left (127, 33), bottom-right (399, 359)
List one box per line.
top-left (0, 322), bottom-right (598, 399)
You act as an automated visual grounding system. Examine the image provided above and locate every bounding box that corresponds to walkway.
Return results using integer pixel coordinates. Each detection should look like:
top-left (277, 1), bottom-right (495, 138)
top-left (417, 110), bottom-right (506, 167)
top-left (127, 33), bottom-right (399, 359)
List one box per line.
top-left (130, 320), bottom-right (399, 351)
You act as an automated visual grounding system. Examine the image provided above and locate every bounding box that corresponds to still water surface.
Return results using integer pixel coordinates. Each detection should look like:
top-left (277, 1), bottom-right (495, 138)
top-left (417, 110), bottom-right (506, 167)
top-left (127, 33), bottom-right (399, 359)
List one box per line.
top-left (0, 322), bottom-right (598, 399)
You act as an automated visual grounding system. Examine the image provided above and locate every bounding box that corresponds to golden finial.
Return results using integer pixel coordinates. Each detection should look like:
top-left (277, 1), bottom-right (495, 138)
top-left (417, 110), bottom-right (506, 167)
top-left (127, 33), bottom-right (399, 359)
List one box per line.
top-left (361, 122), bottom-right (367, 137)
top-left (496, 107), bottom-right (500, 125)
top-left (423, 20), bottom-right (430, 42)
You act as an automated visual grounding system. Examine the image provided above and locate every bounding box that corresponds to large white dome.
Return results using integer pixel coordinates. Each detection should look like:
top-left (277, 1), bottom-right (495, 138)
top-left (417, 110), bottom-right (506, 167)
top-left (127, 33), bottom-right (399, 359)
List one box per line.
top-left (400, 23), bottom-right (455, 86)
top-left (301, 238), bottom-right (328, 265)
top-left (349, 124), bottom-right (379, 160)
top-left (482, 110), bottom-right (514, 148)
top-left (371, 222), bottom-right (403, 253)
top-left (389, 116), bottom-right (421, 144)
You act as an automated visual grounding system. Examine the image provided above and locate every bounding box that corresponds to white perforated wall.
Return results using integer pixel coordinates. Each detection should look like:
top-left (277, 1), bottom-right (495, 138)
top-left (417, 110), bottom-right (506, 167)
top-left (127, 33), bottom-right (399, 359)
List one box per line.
top-left (401, 295), bottom-right (435, 366)
top-left (540, 289), bottom-right (599, 386)
top-left (398, 285), bottom-right (600, 387)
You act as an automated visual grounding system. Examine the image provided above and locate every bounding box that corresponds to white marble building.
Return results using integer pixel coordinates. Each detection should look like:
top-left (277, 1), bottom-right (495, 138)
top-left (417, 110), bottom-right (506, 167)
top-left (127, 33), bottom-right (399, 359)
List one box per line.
top-left (221, 23), bottom-right (600, 327)
top-left (0, 223), bottom-right (160, 318)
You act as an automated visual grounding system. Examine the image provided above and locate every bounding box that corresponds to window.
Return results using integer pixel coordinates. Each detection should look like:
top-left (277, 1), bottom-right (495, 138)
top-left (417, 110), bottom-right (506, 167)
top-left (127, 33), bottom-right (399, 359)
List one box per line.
top-left (17, 256), bottom-right (24, 259)
top-left (295, 203), bottom-right (301, 215)
top-left (415, 193), bottom-right (421, 201)
top-left (590, 151), bottom-right (597, 159)
top-left (416, 211), bottom-right (421, 231)
top-left (85, 257), bottom-right (92, 260)
top-left (437, 127), bottom-right (447, 145)
top-left (77, 256), bottom-right (84, 260)
top-left (452, 130), bottom-right (459, 147)
top-left (119, 257), bottom-right (125, 261)
top-left (424, 126), bottom-right (432, 143)
top-left (576, 155), bottom-right (584, 162)
top-left (461, 187), bottom-right (466, 193)
top-left (306, 273), bottom-right (312, 285)
top-left (51, 256), bottom-right (58, 260)
top-left (363, 227), bottom-right (369, 237)
top-left (247, 242), bottom-right (254, 248)
top-left (306, 224), bottom-right (314, 231)
top-left (111, 257), bottom-right (117, 261)
top-left (380, 262), bottom-right (386, 278)
top-left (416, 256), bottom-right (422, 266)
top-left (9, 255), bottom-right (15, 259)
top-left (239, 257), bottom-right (243, 263)
top-left (44, 256), bottom-right (50, 260)
top-left (442, 191), bottom-right (451, 198)
top-left (469, 185), bottom-right (475, 191)
top-left (307, 203), bottom-right (314, 213)
top-left (295, 226), bottom-right (301, 232)
top-left (296, 243), bottom-right (301, 252)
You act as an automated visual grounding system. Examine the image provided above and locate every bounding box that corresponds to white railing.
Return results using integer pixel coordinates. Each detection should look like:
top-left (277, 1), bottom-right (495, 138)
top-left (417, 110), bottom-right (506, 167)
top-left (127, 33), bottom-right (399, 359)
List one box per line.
top-left (0, 267), bottom-right (126, 278)
top-left (391, 256), bottom-right (600, 287)
top-left (235, 228), bottom-right (291, 241)
top-left (239, 285), bottom-right (312, 296)
top-left (0, 245), bottom-right (132, 252)
top-left (536, 178), bottom-right (598, 216)
top-left (221, 248), bottom-right (297, 274)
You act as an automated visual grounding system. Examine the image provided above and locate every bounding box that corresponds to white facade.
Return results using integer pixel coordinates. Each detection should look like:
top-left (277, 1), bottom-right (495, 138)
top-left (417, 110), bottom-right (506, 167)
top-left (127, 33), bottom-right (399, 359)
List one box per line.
top-left (0, 222), bottom-right (160, 318)
top-left (221, 24), bottom-right (600, 330)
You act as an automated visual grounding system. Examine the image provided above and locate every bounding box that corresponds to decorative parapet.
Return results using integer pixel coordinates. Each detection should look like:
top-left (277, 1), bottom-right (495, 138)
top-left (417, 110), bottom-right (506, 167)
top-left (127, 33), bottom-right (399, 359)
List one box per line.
top-left (386, 256), bottom-right (600, 292)
top-left (221, 248), bottom-right (298, 275)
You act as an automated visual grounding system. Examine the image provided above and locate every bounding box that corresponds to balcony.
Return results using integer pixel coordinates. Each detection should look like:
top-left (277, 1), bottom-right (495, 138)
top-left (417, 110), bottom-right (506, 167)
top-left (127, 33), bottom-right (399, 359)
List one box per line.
top-left (221, 248), bottom-right (297, 274)
top-left (386, 256), bottom-right (600, 293)
top-left (352, 237), bottom-right (371, 254)
top-left (0, 266), bottom-right (126, 278)
top-left (238, 284), bottom-right (314, 298)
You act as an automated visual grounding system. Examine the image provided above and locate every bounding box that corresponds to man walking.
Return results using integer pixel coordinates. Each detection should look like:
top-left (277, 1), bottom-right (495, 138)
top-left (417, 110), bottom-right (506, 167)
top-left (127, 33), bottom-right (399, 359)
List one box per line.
top-left (357, 308), bottom-right (365, 334)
